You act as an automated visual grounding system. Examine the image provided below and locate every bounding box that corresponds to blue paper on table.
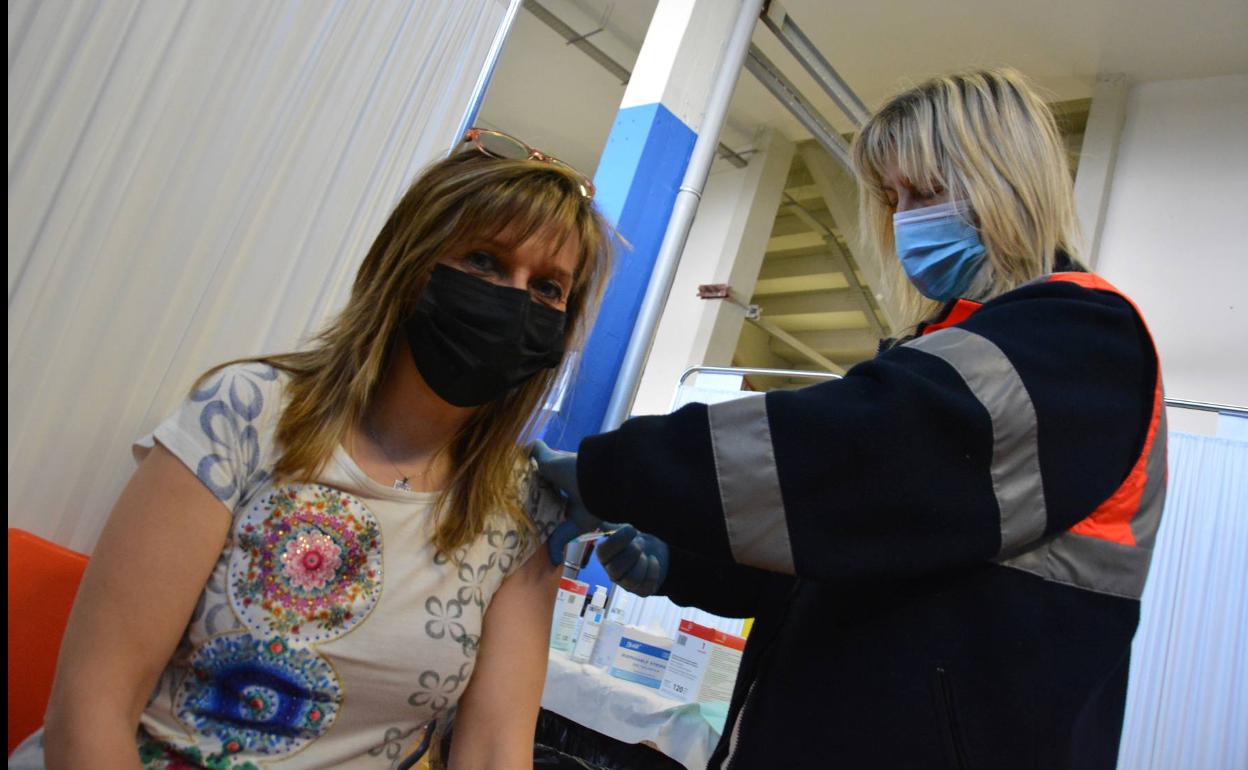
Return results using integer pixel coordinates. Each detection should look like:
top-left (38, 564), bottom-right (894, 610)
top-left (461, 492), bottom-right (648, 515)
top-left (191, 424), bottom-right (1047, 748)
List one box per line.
top-left (698, 701), bottom-right (729, 736)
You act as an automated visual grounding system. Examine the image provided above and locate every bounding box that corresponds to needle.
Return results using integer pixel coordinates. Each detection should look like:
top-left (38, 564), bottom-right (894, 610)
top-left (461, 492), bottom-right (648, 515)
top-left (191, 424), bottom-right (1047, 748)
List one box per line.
top-left (570, 528), bottom-right (619, 544)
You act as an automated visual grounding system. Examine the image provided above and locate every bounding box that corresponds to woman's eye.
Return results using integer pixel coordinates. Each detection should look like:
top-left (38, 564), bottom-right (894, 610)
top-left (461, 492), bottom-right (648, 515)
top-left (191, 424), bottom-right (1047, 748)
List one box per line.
top-left (464, 251), bottom-right (498, 273)
top-left (533, 280), bottom-right (565, 303)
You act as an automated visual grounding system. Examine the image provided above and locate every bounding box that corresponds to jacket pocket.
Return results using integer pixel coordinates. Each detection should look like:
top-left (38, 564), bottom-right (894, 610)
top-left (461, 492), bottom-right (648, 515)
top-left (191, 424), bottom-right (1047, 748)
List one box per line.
top-left (934, 666), bottom-right (973, 770)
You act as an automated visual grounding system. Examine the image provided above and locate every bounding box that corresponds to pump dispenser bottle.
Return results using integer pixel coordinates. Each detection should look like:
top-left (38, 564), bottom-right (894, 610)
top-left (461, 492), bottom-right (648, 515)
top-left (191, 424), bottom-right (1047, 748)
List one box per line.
top-left (570, 586), bottom-right (609, 663)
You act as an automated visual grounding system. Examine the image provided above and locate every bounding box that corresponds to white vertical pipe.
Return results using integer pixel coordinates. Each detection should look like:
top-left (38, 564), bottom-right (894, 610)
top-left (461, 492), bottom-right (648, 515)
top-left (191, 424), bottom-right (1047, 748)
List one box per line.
top-left (600, 0), bottom-right (765, 431)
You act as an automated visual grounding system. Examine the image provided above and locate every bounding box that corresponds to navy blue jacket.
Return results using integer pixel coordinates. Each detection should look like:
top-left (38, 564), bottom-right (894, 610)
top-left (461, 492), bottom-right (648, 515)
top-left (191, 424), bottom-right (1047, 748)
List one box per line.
top-left (577, 275), bottom-right (1164, 769)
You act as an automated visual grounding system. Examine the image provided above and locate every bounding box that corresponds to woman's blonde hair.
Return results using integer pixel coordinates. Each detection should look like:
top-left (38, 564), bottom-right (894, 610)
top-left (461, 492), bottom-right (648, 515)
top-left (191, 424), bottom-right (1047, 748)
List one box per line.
top-left (200, 149), bottom-right (612, 554)
top-left (852, 67), bottom-right (1083, 332)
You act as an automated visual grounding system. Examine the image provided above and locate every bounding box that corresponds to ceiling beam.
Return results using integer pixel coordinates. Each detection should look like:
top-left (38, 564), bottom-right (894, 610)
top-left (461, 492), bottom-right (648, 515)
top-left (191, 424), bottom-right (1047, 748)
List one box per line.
top-left (755, 288), bottom-right (861, 316)
top-left (784, 328), bottom-right (878, 354)
top-left (758, 252), bottom-right (838, 280)
top-left (755, 274), bottom-right (849, 295)
top-left (778, 199), bottom-right (885, 338)
top-left (1072, 76), bottom-right (1127, 268)
top-left (784, 183), bottom-right (822, 202)
top-left (748, 317), bottom-right (846, 374)
top-left (766, 231), bottom-right (825, 253)
top-left (745, 45), bottom-right (852, 169)
top-left (755, 253), bottom-right (851, 294)
top-left (736, 321), bottom-right (803, 372)
top-left (760, 3), bottom-right (871, 128)
top-left (798, 143), bottom-right (897, 333)
top-left (769, 342), bottom-right (873, 370)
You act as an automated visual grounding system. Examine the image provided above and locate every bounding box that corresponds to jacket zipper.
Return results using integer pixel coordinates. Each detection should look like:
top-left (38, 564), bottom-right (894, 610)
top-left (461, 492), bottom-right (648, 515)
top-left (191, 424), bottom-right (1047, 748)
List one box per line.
top-left (935, 666), bottom-right (972, 770)
top-left (720, 677), bottom-right (759, 770)
top-left (721, 581), bottom-right (798, 769)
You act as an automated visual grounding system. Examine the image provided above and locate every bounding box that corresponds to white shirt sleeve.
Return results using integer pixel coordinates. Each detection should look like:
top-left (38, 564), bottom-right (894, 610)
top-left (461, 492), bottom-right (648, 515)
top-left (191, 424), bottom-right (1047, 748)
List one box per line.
top-left (511, 463), bottom-right (567, 570)
top-left (132, 362), bottom-right (283, 514)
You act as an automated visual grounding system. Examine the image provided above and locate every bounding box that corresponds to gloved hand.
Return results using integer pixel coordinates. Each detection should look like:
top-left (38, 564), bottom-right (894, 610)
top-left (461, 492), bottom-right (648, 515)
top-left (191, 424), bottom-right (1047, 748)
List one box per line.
top-left (530, 440), bottom-right (603, 565)
top-left (595, 524), bottom-right (670, 597)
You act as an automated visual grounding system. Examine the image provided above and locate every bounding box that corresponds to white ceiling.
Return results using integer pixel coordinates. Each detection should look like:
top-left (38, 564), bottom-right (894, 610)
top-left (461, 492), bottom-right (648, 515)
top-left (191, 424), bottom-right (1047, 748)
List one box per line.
top-left (480, 0), bottom-right (1248, 174)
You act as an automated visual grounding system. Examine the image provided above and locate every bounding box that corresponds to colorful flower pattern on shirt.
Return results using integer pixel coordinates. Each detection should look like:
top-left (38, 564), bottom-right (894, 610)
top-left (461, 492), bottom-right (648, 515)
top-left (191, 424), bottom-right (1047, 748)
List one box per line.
top-left (138, 730), bottom-right (261, 770)
top-left (174, 634), bottom-right (340, 757)
top-left (0, 364), bottom-right (575, 770)
top-left (282, 530), bottom-right (343, 591)
top-left (229, 484), bottom-right (382, 644)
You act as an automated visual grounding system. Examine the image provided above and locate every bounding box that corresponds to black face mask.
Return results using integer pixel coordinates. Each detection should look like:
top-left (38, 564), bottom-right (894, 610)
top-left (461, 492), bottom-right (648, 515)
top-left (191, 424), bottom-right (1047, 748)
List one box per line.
top-left (404, 264), bottom-right (567, 407)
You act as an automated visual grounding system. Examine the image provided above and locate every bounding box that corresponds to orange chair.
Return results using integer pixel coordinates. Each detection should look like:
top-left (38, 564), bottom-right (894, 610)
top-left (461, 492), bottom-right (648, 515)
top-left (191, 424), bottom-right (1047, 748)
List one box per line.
top-left (8, 528), bottom-right (89, 755)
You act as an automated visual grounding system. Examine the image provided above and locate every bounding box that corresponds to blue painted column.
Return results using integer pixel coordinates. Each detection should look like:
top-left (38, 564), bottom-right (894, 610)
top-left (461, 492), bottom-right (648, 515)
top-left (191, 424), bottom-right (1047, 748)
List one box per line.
top-left (543, 0), bottom-right (745, 450)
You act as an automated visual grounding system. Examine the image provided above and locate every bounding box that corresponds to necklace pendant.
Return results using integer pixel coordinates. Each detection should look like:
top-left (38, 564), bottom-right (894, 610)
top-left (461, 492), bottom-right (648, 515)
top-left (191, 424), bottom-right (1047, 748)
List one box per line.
top-left (393, 478), bottom-right (412, 492)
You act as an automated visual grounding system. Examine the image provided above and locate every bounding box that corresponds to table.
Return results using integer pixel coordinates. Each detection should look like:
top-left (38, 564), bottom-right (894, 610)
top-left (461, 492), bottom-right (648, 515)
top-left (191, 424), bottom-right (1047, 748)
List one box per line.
top-left (541, 649), bottom-right (726, 770)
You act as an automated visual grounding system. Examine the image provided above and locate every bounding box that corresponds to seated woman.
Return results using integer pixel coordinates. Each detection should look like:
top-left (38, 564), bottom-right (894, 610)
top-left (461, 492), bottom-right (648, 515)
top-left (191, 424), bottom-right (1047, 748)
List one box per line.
top-left (11, 129), bottom-right (611, 770)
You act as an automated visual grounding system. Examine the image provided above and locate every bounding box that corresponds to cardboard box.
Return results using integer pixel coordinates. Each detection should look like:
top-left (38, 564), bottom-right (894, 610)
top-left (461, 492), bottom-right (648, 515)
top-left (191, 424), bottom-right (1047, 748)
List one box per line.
top-left (659, 620), bottom-right (746, 704)
top-left (549, 577), bottom-right (588, 651)
top-left (608, 627), bottom-right (673, 689)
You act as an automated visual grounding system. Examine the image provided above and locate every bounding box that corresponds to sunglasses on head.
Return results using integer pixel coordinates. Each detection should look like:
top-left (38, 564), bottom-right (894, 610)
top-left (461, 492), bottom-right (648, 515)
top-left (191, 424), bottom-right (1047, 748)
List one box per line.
top-left (462, 127), bottom-right (595, 200)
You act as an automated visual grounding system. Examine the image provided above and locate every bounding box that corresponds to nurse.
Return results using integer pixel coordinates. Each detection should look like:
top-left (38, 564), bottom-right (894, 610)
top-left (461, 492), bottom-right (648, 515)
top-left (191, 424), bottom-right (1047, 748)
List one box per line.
top-left (535, 68), bottom-right (1165, 769)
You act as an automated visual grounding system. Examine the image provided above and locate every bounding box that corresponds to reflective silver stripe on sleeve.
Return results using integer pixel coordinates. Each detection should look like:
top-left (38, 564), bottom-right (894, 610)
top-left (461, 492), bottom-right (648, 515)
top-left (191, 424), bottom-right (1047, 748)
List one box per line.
top-left (999, 531), bottom-right (1153, 599)
top-left (707, 394), bottom-right (796, 574)
top-left (904, 328), bottom-right (1048, 556)
top-left (1132, 404), bottom-right (1168, 550)
top-left (1000, 381), bottom-right (1165, 600)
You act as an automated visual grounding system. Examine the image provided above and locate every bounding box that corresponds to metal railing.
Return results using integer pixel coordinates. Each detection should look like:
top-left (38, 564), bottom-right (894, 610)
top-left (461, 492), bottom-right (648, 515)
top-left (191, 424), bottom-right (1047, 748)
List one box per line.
top-left (678, 365), bottom-right (841, 389)
top-left (1163, 398), bottom-right (1248, 417)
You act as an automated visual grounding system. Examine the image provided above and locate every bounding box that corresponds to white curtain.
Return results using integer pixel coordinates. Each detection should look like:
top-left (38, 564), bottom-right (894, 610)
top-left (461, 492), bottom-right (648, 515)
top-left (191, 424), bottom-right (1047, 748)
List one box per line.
top-left (8, 0), bottom-right (512, 553)
top-left (1119, 431), bottom-right (1248, 769)
top-left (610, 590), bottom-right (748, 640)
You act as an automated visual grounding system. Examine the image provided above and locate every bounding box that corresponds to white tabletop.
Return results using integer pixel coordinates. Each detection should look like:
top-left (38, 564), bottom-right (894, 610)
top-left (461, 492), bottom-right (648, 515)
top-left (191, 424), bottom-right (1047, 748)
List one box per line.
top-left (541, 649), bottom-right (725, 770)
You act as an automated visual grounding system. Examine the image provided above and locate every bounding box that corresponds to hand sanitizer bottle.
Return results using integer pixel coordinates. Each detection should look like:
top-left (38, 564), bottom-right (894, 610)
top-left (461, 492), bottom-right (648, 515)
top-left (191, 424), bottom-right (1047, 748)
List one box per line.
top-left (570, 586), bottom-right (609, 663)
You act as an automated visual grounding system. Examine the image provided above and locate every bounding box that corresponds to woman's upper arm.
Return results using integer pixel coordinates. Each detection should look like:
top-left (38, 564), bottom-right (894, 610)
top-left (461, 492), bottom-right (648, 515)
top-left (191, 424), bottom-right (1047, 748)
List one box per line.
top-left (44, 442), bottom-right (233, 750)
top-left (448, 546), bottom-right (560, 769)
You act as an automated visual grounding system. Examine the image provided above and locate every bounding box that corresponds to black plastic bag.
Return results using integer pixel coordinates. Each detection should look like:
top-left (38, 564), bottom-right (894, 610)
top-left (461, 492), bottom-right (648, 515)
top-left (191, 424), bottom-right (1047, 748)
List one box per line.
top-left (533, 709), bottom-right (687, 770)
top-left (428, 707), bottom-right (689, 770)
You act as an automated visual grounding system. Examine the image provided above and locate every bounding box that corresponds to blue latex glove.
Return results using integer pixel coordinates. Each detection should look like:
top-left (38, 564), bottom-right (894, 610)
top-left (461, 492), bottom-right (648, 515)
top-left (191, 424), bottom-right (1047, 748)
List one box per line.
top-left (530, 440), bottom-right (603, 565)
top-left (595, 524), bottom-right (670, 597)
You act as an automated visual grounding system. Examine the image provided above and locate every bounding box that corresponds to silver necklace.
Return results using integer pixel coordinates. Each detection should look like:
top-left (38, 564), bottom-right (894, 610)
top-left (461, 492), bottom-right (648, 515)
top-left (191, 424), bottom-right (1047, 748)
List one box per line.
top-left (364, 418), bottom-right (415, 492)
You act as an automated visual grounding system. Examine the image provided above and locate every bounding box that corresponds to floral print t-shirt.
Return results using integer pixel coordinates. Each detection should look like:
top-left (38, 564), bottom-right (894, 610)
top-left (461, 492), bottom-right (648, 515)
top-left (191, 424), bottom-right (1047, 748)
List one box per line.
top-left (9, 363), bottom-right (563, 769)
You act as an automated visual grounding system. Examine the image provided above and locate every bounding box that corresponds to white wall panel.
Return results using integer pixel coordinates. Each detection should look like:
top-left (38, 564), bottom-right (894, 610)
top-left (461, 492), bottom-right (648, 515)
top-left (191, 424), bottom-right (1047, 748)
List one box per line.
top-left (1094, 74), bottom-right (1248, 435)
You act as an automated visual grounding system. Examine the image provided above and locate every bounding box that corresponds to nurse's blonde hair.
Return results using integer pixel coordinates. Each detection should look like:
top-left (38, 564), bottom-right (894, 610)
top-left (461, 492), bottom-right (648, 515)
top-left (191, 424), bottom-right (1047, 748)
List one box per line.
top-left (852, 68), bottom-right (1084, 332)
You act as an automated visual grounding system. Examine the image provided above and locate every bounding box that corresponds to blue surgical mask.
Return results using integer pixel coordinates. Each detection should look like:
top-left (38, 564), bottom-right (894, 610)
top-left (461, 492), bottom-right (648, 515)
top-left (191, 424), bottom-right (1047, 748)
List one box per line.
top-left (893, 200), bottom-right (987, 302)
